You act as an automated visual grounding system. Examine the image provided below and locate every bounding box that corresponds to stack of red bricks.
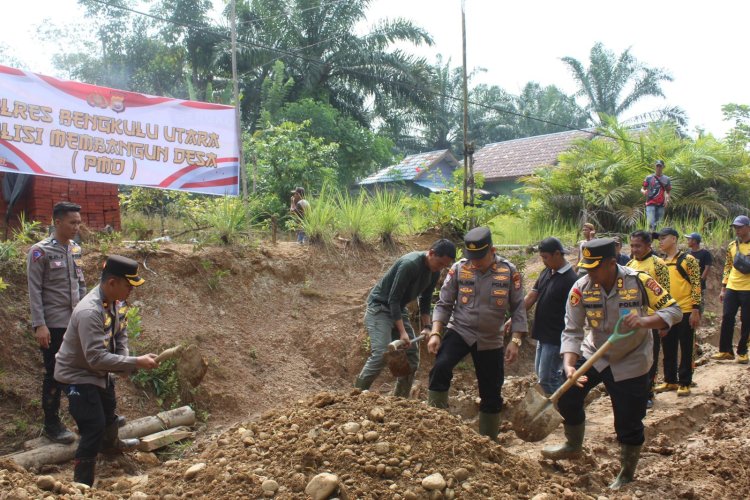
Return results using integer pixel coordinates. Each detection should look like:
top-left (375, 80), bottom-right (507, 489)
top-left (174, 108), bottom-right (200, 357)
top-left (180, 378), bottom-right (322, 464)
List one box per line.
top-left (0, 172), bottom-right (121, 234)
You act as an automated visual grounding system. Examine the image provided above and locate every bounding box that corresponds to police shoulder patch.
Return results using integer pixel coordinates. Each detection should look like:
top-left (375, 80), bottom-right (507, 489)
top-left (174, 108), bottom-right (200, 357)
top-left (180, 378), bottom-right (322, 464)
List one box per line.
top-left (570, 287), bottom-right (582, 307)
top-left (31, 248), bottom-right (44, 262)
top-left (644, 277), bottom-right (663, 296)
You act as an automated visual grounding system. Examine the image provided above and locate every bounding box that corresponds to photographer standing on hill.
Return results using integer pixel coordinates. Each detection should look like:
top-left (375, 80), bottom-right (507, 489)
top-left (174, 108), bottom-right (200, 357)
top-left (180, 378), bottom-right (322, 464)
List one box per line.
top-left (290, 187), bottom-right (310, 244)
top-left (641, 160), bottom-right (672, 231)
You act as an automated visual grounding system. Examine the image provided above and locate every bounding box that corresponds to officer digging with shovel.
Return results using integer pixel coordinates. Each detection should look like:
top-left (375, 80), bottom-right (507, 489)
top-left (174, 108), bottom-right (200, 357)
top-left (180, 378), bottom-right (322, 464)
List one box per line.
top-left (542, 238), bottom-right (682, 490)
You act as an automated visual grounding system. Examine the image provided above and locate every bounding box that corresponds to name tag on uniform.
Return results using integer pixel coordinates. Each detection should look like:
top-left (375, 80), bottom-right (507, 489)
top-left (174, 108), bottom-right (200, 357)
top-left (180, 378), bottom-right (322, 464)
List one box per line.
top-left (51, 260), bottom-right (64, 268)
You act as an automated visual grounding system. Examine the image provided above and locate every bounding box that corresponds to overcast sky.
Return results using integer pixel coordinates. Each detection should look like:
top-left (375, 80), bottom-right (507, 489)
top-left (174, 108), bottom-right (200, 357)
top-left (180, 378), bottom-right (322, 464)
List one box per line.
top-left (1, 0), bottom-right (746, 137)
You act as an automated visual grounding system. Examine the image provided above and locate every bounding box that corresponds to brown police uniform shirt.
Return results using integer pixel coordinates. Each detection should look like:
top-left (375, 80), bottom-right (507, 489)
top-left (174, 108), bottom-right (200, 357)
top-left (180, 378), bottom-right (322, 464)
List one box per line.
top-left (27, 236), bottom-right (87, 329)
top-left (54, 285), bottom-right (137, 388)
top-left (433, 255), bottom-right (527, 350)
top-left (561, 265), bottom-right (683, 382)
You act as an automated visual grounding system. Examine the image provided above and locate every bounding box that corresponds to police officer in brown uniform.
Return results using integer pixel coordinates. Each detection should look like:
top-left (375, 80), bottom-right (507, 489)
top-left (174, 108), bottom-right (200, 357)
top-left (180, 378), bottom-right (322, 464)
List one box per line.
top-left (55, 256), bottom-right (158, 486)
top-left (427, 227), bottom-right (528, 440)
top-left (27, 201), bottom-right (86, 443)
top-left (542, 238), bottom-right (682, 490)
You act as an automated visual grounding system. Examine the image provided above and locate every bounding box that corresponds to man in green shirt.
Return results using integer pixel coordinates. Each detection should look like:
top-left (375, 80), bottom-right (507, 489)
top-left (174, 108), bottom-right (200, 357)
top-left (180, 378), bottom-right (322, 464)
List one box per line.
top-left (354, 239), bottom-right (456, 397)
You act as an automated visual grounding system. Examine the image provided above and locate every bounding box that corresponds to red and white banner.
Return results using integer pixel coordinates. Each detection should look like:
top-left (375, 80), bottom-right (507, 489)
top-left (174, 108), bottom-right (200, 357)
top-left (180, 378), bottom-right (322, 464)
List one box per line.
top-left (0, 65), bottom-right (239, 195)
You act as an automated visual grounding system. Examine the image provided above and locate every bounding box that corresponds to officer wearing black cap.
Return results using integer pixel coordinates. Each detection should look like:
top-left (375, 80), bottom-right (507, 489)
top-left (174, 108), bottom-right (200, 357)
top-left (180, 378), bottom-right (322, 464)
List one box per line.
top-left (55, 256), bottom-right (158, 486)
top-left (542, 238), bottom-right (682, 490)
top-left (427, 227), bottom-right (528, 440)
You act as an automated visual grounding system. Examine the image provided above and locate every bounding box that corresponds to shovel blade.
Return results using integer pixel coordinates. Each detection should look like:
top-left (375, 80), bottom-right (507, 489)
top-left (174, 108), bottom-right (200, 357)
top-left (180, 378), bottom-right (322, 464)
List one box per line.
top-left (512, 384), bottom-right (564, 442)
top-left (383, 350), bottom-right (411, 378)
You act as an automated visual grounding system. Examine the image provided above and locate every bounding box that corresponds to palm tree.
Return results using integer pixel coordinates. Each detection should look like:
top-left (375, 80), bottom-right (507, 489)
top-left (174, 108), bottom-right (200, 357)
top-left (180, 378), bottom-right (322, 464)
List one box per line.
top-left (232, 0), bottom-right (434, 128)
top-left (561, 42), bottom-right (686, 126)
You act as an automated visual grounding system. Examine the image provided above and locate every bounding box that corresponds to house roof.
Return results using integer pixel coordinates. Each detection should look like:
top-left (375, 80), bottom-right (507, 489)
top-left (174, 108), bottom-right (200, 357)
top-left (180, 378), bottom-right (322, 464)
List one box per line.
top-left (473, 129), bottom-right (595, 182)
top-left (359, 149), bottom-right (458, 185)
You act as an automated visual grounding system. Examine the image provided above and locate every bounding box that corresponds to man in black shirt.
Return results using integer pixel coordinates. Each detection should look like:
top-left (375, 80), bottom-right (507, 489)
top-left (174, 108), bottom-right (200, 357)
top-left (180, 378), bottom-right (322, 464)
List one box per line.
top-left (685, 232), bottom-right (712, 292)
top-left (354, 239), bottom-right (456, 397)
top-left (506, 237), bottom-right (578, 394)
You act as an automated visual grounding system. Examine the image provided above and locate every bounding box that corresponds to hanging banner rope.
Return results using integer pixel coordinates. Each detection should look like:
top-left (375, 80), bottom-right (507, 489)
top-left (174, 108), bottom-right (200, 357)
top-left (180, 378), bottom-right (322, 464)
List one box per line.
top-left (0, 65), bottom-right (239, 195)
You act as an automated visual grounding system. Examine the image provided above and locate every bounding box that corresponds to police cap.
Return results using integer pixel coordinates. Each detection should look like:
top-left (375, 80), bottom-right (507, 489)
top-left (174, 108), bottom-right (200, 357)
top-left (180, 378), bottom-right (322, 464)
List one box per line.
top-left (464, 227), bottom-right (493, 260)
top-left (103, 255), bottom-right (145, 287)
top-left (577, 238), bottom-right (616, 270)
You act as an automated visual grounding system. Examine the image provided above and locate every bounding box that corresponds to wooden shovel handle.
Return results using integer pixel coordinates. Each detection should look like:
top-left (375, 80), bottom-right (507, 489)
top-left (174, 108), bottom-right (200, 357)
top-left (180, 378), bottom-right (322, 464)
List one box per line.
top-left (155, 346), bottom-right (183, 364)
top-left (549, 340), bottom-right (615, 405)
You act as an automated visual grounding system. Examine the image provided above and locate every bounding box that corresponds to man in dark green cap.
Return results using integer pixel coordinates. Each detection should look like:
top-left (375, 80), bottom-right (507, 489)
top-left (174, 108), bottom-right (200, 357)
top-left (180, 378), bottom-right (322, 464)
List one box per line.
top-left (427, 227), bottom-right (527, 440)
top-left (542, 238), bottom-right (682, 490)
top-left (354, 239), bottom-right (456, 397)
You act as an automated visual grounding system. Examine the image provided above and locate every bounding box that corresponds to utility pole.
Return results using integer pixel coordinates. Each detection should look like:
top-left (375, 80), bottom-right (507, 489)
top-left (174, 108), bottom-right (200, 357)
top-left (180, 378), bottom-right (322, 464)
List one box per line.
top-left (230, 0), bottom-right (247, 198)
top-left (461, 0), bottom-right (474, 227)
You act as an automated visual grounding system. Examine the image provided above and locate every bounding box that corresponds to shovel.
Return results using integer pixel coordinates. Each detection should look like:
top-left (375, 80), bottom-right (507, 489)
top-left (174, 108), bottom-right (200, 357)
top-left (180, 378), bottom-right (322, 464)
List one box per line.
top-left (512, 317), bottom-right (636, 442)
top-left (383, 334), bottom-right (425, 377)
top-left (155, 344), bottom-right (208, 388)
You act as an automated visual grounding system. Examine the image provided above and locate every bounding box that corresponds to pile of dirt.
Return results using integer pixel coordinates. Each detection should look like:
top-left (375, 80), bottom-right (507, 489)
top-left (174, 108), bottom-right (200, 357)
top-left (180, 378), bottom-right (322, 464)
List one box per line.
top-left (124, 390), bottom-right (596, 500)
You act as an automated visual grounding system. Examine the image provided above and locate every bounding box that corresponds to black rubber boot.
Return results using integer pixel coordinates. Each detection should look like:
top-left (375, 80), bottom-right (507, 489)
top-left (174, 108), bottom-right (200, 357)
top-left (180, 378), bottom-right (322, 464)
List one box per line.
top-left (73, 457), bottom-right (96, 486)
top-left (609, 444), bottom-right (642, 490)
top-left (393, 374), bottom-right (415, 398)
top-left (427, 390), bottom-right (449, 409)
top-left (541, 423), bottom-right (585, 460)
top-left (478, 412), bottom-right (500, 440)
top-left (115, 414), bottom-right (127, 428)
top-left (354, 376), bottom-right (373, 391)
top-left (101, 422), bottom-right (139, 455)
top-left (42, 420), bottom-right (75, 444)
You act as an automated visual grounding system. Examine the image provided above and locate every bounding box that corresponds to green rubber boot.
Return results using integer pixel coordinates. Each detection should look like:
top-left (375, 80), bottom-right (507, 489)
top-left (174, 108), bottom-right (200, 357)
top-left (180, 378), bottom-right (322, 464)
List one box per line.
top-left (478, 412), bottom-right (500, 440)
top-left (427, 390), bottom-right (449, 409)
top-left (541, 423), bottom-right (585, 460)
top-left (354, 376), bottom-right (373, 391)
top-left (393, 374), bottom-right (415, 398)
top-left (609, 444), bottom-right (642, 490)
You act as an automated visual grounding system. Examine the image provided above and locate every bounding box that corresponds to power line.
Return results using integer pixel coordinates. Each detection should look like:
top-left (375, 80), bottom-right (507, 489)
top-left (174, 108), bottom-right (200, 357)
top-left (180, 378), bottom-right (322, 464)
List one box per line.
top-left (80, 0), bottom-right (648, 147)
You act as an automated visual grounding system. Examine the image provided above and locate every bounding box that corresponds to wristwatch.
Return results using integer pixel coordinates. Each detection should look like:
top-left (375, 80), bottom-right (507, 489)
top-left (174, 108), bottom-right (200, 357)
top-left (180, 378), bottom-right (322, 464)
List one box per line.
top-left (511, 337), bottom-right (522, 347)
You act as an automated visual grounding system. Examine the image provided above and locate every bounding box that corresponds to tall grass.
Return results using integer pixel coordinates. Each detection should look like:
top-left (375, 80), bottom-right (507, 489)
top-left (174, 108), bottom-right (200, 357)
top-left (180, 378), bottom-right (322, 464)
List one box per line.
top-left (301, 185), bottom-right (337, 246)
top-left (200, 196), bottom-right (250, 244)
top-left (369, 189), bottom-right (406, 246)
top-left (335, 190), bottom-right (371, 246)
top-left (489, 215), bottom-right (579, 247)
top-left (660, 214), bottom-right (735, 249)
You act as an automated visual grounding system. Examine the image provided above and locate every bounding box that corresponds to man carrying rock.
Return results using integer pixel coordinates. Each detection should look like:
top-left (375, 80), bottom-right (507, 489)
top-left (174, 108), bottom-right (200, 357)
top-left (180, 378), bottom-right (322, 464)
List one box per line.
top-left (541, 238), bottom-right (682, 490)
top-left (427, 227), bottom-right (527, 440)
top-left (354, 239), bottom-right (456, 396)
top-left (27, 201), bottom-right (86, 444)
top-left (55, 256), bottom-right (159, 486)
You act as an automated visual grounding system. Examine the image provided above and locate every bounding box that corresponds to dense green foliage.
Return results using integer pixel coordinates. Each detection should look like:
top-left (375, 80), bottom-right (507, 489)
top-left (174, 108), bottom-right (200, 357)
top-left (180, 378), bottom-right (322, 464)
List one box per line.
top-left (522, 120), bottom-right (750, 231)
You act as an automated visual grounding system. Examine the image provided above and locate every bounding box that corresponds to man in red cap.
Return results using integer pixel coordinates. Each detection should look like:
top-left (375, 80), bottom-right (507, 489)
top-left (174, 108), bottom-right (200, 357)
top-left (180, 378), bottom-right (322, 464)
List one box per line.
top-left (55, 255), bottom-right (159, 486)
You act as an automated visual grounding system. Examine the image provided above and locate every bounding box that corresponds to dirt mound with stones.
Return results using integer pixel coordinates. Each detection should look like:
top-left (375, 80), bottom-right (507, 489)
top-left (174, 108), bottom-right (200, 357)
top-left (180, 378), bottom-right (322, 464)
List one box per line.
top-left (117, 390), bottom-right (589, 500)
